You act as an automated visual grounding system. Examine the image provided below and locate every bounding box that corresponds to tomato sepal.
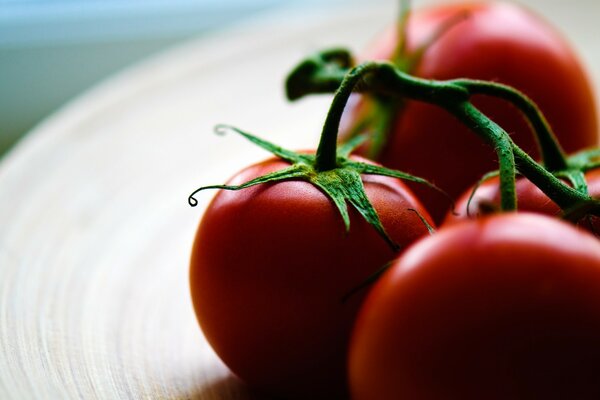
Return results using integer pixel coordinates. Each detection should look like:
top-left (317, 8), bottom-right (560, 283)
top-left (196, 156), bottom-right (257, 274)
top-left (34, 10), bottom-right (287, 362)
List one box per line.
top-left (189, 124), bottom-right (446, 251)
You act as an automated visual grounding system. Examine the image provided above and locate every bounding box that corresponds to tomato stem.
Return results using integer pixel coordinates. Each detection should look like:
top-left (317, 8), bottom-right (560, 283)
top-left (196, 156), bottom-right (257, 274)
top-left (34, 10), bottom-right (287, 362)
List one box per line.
top-left (286, 56), bottom-right (598, 215)
top-left (449, 101), bottom-right (517, 211)
top-left (285, 48), bottom-right (353, 101)
top-left (400, 9), bottom-right (471, 72)
top-left (392, 0), bottom-right (412, 65)
top-left (315, 63), bottom-right (381, 172)
top-left (456, 80), bottom-right (569, 172)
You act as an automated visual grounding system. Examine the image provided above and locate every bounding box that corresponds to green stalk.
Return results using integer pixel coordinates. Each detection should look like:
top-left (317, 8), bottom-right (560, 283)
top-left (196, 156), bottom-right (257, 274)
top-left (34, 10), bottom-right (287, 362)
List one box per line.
top-left (456, 80), bottom-right (568, 171)
top-left (448, 102), bottom-right (517, 211)
top-left (286, 58), bottom-right (597, 214)
top-left (392, 0), bottom-right (412, 65)
top-left (315, 63), bottom-right (381, 171)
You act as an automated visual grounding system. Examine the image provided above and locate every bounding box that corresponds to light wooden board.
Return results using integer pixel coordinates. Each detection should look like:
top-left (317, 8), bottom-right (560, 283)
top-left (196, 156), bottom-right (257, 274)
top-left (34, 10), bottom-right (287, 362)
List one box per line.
top-left (1, 1), bottom-right (599, 398)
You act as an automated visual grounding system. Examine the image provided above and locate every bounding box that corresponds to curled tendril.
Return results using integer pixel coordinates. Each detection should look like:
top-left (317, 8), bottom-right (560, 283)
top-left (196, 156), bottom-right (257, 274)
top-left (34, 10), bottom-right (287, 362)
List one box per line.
top-left (188, 184), bottom-right (237, 207)
top-left (214, 124), bottom-right (237, 136)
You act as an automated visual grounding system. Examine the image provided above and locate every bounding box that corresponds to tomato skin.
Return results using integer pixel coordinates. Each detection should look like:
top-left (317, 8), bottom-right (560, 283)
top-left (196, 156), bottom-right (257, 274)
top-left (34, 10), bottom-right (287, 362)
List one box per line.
top-left (345, 2), bottom-right (598, 222)
top-left (445, 167), bottom-right (600, 232)
top-left (190, 156), bottom-right (432, 399)
top-left (349, 213), bottom-right (600, 400)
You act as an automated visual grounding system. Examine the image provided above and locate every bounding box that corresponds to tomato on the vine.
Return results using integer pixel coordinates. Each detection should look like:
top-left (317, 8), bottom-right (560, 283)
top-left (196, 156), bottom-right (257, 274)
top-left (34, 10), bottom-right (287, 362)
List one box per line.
top-left (190, 155), bottom-right (432, 399)
top-left (349, 213), bottom-right (600, 400)
top-left (343, 2), bottom-right (598, 222)
top-left (446, 167), bottom-right (600, 232)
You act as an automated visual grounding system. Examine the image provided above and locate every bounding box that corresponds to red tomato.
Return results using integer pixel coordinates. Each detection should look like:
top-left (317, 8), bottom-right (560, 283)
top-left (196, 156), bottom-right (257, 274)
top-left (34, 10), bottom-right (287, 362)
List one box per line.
top-left (446, 167), bottom-right (600, 232)
top-left (349, 213), bottom-right (600, 400)
top-left (343, 2), bottom-right (598, 222)
top-left (189, 156), bottom-right (432, 399)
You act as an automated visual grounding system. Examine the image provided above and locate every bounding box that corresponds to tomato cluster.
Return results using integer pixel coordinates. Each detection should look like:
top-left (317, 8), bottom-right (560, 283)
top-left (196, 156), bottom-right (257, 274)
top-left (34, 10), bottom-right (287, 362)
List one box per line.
top-left (189, 2), bottom-right (600, 400)
top-left (342, 1), bottom-right (598, 222)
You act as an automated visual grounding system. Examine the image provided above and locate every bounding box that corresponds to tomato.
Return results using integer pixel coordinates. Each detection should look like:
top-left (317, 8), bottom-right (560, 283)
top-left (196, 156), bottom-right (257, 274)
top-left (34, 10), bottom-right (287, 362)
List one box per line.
top-left (189, 155), bottom-right (432, 399)
top-left (348, 213), bottom-right (600, 400)
top-left (343, 2), bottom-right (598, 222)
top-left (446, 167), bottom-right (600, 232)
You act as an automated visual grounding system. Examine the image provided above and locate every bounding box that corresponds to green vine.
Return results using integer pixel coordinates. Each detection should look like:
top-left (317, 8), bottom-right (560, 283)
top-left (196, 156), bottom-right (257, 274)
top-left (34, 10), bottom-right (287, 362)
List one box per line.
top-left (285, 55), bottom-right (600, 219)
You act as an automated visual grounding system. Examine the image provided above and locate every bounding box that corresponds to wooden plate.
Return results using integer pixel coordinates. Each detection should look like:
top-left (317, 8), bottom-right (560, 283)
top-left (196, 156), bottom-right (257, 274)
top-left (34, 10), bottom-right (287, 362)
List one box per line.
top-left (0, 0), bottom-right (598, 398)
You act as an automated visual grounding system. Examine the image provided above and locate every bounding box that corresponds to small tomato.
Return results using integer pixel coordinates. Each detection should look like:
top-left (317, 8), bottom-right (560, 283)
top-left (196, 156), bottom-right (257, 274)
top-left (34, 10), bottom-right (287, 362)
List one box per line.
top-left (446, 167), bottom-right (600, 232)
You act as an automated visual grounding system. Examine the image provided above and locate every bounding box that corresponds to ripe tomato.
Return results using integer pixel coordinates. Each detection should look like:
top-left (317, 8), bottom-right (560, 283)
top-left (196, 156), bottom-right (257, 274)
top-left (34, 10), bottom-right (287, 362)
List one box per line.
top-left (446, 167), bottom-right (600, 232)
top-left (189, 156), bottom-right (432, 399)
top-left (343, 2), bottom-right (598, 222)
top-left (349, 213), bottom-right (600, 400)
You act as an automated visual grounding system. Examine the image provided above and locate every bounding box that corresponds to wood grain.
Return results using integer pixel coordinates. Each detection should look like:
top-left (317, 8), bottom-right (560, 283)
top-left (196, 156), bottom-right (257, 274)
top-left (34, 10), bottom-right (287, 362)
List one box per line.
top-left (0, 1), bottom-right (598, 398)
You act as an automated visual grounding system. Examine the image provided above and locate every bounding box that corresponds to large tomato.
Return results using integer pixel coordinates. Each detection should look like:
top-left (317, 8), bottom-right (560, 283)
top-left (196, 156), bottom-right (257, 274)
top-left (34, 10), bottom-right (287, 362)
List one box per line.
top-left (189, 156), bottom-right (432, 399)
top-left (446, 167), bottom-right (600, 232)
top-left (349, 213), bottom-right (600, 400)
top-left (343, 2), bottom-right (598, 222)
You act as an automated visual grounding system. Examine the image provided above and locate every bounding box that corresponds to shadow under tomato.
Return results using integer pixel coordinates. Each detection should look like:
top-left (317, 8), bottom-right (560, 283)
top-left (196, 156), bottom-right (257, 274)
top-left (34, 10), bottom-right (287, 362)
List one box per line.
top-left (177, 374), bottom-right (281, 400)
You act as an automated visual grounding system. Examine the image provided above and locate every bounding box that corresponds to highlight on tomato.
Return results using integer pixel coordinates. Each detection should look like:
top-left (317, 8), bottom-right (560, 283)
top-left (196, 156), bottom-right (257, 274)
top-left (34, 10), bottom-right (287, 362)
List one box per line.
top-left (348, 213), bottom-right (600, 400)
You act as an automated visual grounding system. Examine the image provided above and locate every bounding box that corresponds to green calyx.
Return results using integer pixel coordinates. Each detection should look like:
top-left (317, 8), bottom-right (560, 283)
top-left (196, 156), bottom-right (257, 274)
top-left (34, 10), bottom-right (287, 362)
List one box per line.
top-left (191, 60), bottom-right (451, 252)
top-left (189, 125), bottom-right (445, 252)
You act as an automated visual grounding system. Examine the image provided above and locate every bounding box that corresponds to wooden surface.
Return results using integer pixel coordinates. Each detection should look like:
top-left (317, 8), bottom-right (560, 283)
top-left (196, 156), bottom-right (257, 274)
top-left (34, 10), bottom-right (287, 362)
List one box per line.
top-left (1, 1), bottom-right (599, 398)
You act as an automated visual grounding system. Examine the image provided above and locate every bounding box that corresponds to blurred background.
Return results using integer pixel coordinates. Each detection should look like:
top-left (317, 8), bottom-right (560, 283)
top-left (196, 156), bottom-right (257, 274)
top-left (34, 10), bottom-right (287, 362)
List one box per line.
top-left (0, 0), bottom-right (357, 159)
top-left (1, 0), bottom-right (599, 160)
